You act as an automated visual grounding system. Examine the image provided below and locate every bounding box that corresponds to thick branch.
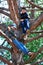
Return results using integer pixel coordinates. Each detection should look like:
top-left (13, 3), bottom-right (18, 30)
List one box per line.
top-left (30, 13), bottom-right (43, 31)
top-left (0, 30), bottom-right (18, 54)
top-left (7, 0), bottom-right (19, 25)
top-left (27, 0), bottom-right (43, 10)
top-left (12, 0), bottom-right (20, 19)
top-left (0, 56), bottom-right (14, 65)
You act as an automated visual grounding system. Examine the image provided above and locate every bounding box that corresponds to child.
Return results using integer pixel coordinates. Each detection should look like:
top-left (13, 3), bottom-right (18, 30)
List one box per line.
top-left (8, 24), bottom-right (35, 58)
top-left (19, 7), bottom-right (30, 40)
top-left (19, 7), bottom-right (30, 34)
top-left (7, 24), bottom-right (20, 39)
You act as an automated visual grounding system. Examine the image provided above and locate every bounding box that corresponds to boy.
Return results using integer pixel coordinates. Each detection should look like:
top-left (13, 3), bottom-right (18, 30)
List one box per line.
top-left (19, 7), bottom-right (30, 40)
top-left (8, 24), bottom-right (35, 58)
top-left (19, 7), bottom-right (30, 33)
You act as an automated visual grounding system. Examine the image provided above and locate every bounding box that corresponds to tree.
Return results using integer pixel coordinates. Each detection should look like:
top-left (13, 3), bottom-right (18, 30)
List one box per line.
top-left (0, 0), bottom-right (43, 65)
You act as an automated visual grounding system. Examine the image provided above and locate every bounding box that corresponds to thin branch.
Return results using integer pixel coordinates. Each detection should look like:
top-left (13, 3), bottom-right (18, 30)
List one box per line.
top-left (26, 59), bottom-right (43, 65)
top-left (37, 3), bottom-right (43, 5)
top-left (27, 8), bottom-right (43, 11)
top-left (0, 56), bottom-right (14, 65)
top-left (0, 46), bottom-right (12, 52)
top-left (0, 7), bottom-right (9, 11)
top-left (27, 33), bottom-right (43, 42)
top-left (0, 9), bottom-right (11, 18)
top-left (25, 46), bottom-right (43, 64)
top-left (21, 6), bottom-right (43, 11)
top-left (27, 0), bottom-right (43, 10)
top-left (0, 30), bottom-right (18, 54)
top-left (31, 30), bottom-right (43, 34)
top-left (32, 59), bottom-right (43, 65)
top-left (1, 39), bottom-right (6, 46)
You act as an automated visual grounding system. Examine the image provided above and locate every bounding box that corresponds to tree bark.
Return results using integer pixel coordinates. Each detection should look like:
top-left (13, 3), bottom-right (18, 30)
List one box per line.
top-left (7, 0), bottom-right (19, 25)
top-left (0, 30), bottom-right (19, 54)
top-left (12, 0), bottom-right (19, 19)
top-left (27, 0), bottom-right (43, 10)
top-left (30, 13), bottom-right (43, 31)
top-left (0, 9), bottom-right (11, 18)
top-left (30, 0), bottom-right (35, 19)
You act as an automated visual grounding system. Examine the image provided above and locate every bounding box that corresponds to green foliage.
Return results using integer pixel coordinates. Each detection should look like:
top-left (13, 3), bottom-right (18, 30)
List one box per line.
top-left (0, 0), bottom-right (43, 65)
top-left (2, 50), bottom-right (11, 60)
top-left (23, 23), bottom-right (43, 64)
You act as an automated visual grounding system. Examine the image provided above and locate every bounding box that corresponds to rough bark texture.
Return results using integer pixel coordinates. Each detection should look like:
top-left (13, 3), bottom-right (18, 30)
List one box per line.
top-left (7, 0), bottom-right (19, 25)
top-left (30, 0), bottom-right (35, 19)
top-left (0, 9), bottom-right (11, 18)
top-left (0, 30), bottom-right (18, 54)
top-left (30, 13), bottom-right (43, 31)
top-left (0, 0), bottom-right (43, 65)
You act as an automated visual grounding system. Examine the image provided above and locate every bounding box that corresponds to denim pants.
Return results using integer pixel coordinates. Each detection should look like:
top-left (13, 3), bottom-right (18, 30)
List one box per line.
top-left (12, 38), bottom-right (29, 54)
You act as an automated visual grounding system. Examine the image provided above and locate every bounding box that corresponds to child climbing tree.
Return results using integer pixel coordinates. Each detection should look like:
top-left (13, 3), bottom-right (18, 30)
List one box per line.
top-left (0, 0), bottom-right (43, 65)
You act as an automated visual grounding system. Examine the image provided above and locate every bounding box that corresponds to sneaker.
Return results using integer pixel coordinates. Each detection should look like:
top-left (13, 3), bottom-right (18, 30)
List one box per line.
top-left (28, 52), bottom-right (35, 58)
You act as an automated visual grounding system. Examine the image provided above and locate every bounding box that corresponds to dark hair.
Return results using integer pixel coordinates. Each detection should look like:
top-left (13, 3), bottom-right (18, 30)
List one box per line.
top-left (21, 7), bottom-right (26, 10)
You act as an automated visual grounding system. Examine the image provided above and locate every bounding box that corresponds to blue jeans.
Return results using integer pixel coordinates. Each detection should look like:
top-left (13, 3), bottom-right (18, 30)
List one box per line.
top-left (12, 38), bottom-right (29, 54)
top-left (20, 19), bottom-right (30, 33)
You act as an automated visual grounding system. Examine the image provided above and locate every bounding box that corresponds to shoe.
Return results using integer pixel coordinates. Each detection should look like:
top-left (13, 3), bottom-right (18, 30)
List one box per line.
top-left (28, 52), bottom-right (35, 58)
top-left (26, 30), bottom-right (30, 35)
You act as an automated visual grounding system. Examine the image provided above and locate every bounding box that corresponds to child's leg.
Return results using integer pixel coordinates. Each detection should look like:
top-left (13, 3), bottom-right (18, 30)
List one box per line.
top-left (12, 38), bottom-right (35, 57)
top-left (24, 19), bottom-right (30, 34)
top-left (25, 19), bottom-right (30, 29)
top-left (12, 38), bottom-right (29, 54)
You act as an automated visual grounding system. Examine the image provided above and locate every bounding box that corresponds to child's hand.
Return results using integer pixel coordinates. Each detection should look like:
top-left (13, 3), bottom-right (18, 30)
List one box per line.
top-left (20, 19), bottom-right (24, 21)
top-left (8, 26), bottom-right (11, 31)
top-left (23, 35), bottom-right (28, 40)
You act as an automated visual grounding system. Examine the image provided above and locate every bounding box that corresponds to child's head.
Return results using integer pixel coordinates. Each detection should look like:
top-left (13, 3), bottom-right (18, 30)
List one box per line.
top-left (9, 23), bottom-right (17, 30)
top-left (21, 7), bottom-right (26, 13)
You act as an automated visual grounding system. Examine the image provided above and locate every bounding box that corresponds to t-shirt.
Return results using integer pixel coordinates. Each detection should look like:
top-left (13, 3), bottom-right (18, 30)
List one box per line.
top-left (20, 12), bottom-right (29, 19)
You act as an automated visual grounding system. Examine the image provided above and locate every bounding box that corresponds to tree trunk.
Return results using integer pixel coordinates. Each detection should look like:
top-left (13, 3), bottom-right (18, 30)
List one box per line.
top-left (7, 0), bottom-right (19, 25)
top-left (30, 0), bottom-right (35, 19)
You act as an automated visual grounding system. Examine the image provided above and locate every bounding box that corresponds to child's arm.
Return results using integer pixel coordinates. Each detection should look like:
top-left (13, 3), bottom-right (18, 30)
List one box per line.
top-left (8, 26), bottom-right (11, 31)
top-left (20, 19), bottom-right (24, 21)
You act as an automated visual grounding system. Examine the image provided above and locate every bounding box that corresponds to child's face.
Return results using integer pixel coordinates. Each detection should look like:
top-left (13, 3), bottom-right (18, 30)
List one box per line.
top-left (21, 9), bottom-right (26, 13)
top-left (11, 26), bottom-right (17, 30)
